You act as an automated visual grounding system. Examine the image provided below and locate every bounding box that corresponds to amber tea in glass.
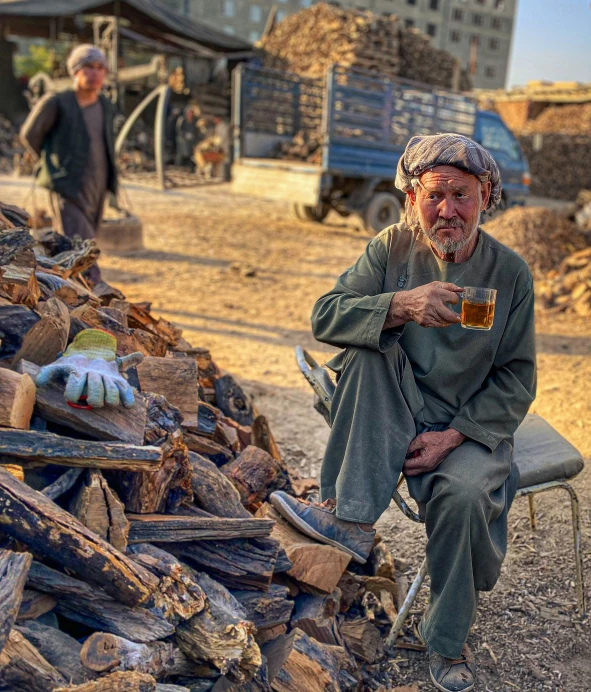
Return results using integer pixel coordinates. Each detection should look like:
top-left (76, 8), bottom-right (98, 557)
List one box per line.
top-left (460, 287), bottom-right (497, 331)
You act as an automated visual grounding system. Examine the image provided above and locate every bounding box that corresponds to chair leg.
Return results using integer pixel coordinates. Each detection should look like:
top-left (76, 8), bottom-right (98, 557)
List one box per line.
top-left (527, 494), bottom-right (537, 531)
top-left (385, 557), bottom-right (428, 649)
top-left (563, 483), bottom-right (587, 616)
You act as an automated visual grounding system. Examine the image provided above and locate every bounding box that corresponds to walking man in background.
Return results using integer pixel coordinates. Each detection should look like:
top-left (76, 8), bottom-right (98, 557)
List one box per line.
top-left (20, 44), bottom-right (117, 284)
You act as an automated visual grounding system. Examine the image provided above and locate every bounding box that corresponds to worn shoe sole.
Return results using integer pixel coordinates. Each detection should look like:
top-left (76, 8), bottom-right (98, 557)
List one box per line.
top-left (429, 670), bottom-right (474, 692)
top-left (270, 493), bottom-right (368, 564)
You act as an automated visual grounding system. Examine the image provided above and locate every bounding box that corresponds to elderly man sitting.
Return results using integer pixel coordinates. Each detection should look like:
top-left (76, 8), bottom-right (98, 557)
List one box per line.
top-left (271, 133), bottom-right (536, 692)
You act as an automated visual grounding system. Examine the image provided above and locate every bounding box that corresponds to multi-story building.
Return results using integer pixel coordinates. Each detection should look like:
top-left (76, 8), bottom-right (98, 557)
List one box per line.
top-left (162, 0), bottom-right (517, 89)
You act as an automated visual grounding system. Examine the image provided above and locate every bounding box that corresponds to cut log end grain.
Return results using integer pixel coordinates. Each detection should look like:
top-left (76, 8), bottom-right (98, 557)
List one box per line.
top-left (0, 369), bottom-right (36, 430)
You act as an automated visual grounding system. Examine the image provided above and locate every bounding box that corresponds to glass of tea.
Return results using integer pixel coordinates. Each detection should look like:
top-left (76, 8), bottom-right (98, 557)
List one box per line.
top-left (460, 287), bottom-right (497, 330)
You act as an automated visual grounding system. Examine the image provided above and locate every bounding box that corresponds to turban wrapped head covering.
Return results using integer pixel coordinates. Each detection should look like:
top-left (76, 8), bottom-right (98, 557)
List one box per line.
top-left (395, 133), bottom-right (502, 211)
top-left (67, 44), bottom-right (108, 77)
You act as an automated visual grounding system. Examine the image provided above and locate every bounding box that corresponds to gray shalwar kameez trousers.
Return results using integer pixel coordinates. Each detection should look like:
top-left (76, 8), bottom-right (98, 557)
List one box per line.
top-left (311, 223), bottom-right (536, 659)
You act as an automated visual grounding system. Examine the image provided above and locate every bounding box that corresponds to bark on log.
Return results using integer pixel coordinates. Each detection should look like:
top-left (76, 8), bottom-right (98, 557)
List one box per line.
top-left (189, 452), bottom-right (251, 519)
top-left (0, 369), bottom-right (36, 430)
top-left (214, 374), bottom-right (254, 426)
top-left (339, 616), bottom-right (382, 663)
top-left (220, 446), bottom-right (280, 508)
top-left (184, 430), bottom-right (235, 466)
top-left (336, 573), bottom-right (364, 613)
top-left (41, 467), bottom-right (84, 500)
top-left (370, 541), bottom-right (396, 581)
top-left (0, 463), bottom-right (24, 481)
top-left (0, 549), bottom-right (32, 652)
top-left (71, 304), bottom-right (151, 357)
top-left (0, 429), bottom-right (163, 470)
top-left (231, 585), bottom-right (294, 629)
top-left (15, 619), bottom-right (95, 684)
top-left (143, 393), bottom-right (183, 446)
top-left (11, 297), bottom-right (70, 367)
top-left (0, 304), bottom-right (40, 362)
top-left (127, 514), bottom-right (274, 543)
top-left (53, 671), bottom-right (158, 692)
top-left (0, 628), bottom-right (67, 691)
top-left (26, 561), bottom-right (174, 643)
top-left (0, 263), bottom-right (40, 307)
top-left (18, 360), bottom-right (147, 445)
top-left (16, 589), bottom-right (56, 622)
top-left (80, 633), bottom-right (174, 677)
top-left (136, 357), bottom-right (199, 426)
top-left (291, 590), bottom-right (342, 646)
top-left (0, 468), bottom-right (158, 606)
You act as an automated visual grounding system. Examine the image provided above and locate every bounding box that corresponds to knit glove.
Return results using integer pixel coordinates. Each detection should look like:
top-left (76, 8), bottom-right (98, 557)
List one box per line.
top-left (35, 329), bottom-right (143, 409)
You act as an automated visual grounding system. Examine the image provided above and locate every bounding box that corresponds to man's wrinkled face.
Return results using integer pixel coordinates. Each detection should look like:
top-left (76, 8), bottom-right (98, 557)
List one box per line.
top-left (75, 61), bottom-right (107, 91)
top-left (408, 166), bottom-right (491, 255)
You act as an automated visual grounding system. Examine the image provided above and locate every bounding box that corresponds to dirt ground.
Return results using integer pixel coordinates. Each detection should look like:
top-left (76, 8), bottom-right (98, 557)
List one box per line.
top-left (5, 176), bottom-right (591, 691)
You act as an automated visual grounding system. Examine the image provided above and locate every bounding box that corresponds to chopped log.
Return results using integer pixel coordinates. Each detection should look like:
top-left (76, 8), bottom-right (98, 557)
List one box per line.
top-left (0, 468), bottom-right (158, 606)
top-left (0, 263), bottom-right (40, 307)
top-left (69, 470), bottom-right (129, 552)
top-left (257, 504), bottom-right (350, 593)
top-left (0, 628), bottom-right (67, 691)
top-left (230, 585), bottom-right (294, 629)
top-left (0, 228), bottom-right (36, 264)
top-left (16, 589), bottom-right (56, 622)
top-left (18, 360), bottom-right (147, 445)
top-left (176, 571), bottom-right (261, 683)
top-left (216, 415), bottom-right (252, 452)
top-left (41, 467), bottom-right (84, 500)
top-left (220, 446), bottom-right (280, 508)
top-left (0, 369), bottom-right (35, 430)
top-left (0, 429), bottom-right (163, 470)
top-left (189, 452), bottom-right (251, 519)
top-left (11, 297), bottom-right (70, 366)
top-left (370, 541), bottom-right (395, 581)
top-left (339, 617), bottom-right (382, 663)
top-left (183, 401), bottom-right (219, 437)
top-left (127, 513), bottom-right (274, 543)
top-left (143, 393), bottom-right (183, 446)
top-left (184, 430), bottom-right (235, 466)
top-left (81, 633), bottom-right (174, 677)
top-left (167, 536), bottom-right (279, 591)
top-left (156, 686), bottom-right (190, 692)
top-left (0, 463), bottom-right (24, 480)
top-left (126, 543), bottom-right (206, 624)
top-left (27, 561), bottom-right (174, 643)
top-left (93, 282), bottom-right (126, 306)
top-left (362, 576), bottom-right (398, 603)
top-left (252, 414), bottom-right (282, 464)
top-left (71, 304), bottom-right (150, 357)
top-left (53, 671), bottom-right (157, 692)
top-left (15, 619), bottom-right (94, 684)
top-left (256, 624), bottom-right (288, 647)
top-left (214, 374), bottom-right (254, 426)
top-left (336, 573), bottom-right (364, 613)
top-left (34, 228), bottom-right (73, 257)
top-left (0, 549), bottom-right (32, 651)
top-left (136, 357), bottom-right (199, 426)
top-left (127, 304), bottom-right (181, 349)
top-left (0, 304), bottom-right (40, 362)
top-left (291, 590), bottom-right (342, 646)
top-left (133, 329), bottom-right (168, 358)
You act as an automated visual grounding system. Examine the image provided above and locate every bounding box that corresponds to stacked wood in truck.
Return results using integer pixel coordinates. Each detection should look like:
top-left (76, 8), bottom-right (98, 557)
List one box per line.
top-left (0, 201), bottom-right (419, 690)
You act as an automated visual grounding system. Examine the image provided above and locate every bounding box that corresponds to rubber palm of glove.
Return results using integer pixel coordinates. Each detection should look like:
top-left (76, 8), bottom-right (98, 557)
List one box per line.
top-left (36, 351), bottom-right (143, 409)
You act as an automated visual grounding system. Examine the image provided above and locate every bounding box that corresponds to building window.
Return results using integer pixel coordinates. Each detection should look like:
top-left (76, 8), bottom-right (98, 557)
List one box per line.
top-left (473, 13), bottom-right (483, 26)
top-left (491, 17), bottom-right (502, 30)
top-left (407, 0), bottom-right (417, 5)
top-left (300, 0), bottom-right (312, 6)
top-left (489, 37), bottom-right (499, 50)
top-left (430, 0), bottom-right (440, 8)
top-left (427, 23), bottom-right (437, 37)
top-left (222, 0), bottom-right (234, 18)
top-left (485, 66), bottom-right (497, 79)
top-left (248, 30), bottom-right (260, 42)
top-left (223, 25), bottom-right (235, 34)
top-left (277, 9), bottom-right (288, 21)
top-left (249, 5), bottom-right (261, 22)
top-left (471, 34), bottom-right (480, 46)
top-left (450, 30), bottom-right (461, 43)
top-left (453, 9), bottom-right (464, 21)
top-left (494, 0), bottom-right (505, 9)
top-left (405, 18), bottom-right (415, 28)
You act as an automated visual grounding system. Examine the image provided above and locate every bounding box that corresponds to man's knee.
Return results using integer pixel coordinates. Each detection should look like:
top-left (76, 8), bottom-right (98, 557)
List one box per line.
top-left (341, 343), bottom-right (405, 380)
top-left (432, 476), bottom-right (489, 524)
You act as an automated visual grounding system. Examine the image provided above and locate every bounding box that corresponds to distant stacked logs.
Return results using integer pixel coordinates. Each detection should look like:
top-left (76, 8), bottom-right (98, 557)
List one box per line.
top-left (538, 247), bottom-right (591, 316)
top-left (521, 103), bottom-right (591, 136)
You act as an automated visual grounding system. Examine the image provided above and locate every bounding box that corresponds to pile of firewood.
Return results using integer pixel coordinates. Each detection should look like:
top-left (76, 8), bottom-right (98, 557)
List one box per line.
top-left (276, 130), bottom-right (322, 165)
top-left (0, 201), bottom-right (415, 691)
top-left (258, 2), bottom-right (471, 91)
top-left (521, 103), bottom-right (591, 136)
top-left (0, 116), bottom-right (33, 176)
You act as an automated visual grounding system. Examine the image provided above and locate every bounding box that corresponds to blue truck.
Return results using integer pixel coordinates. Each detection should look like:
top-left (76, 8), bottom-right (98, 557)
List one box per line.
top-left (231, 64), bottom-right (530, 234)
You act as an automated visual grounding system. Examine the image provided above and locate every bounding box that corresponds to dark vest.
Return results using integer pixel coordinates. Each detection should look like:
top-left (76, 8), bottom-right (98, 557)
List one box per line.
top-left (36, 90), bottom-right (117, 200)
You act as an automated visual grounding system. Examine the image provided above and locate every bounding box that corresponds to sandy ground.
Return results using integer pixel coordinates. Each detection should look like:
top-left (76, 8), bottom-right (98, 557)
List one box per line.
top-left (4, 175), bottom-right (590, 691)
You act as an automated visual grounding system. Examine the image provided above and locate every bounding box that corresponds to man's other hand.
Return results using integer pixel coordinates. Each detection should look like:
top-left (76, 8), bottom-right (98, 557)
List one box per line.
top-left (403, 428), bottom-right (466, 476)
top-left (384, 282), bottom-right (463, 329)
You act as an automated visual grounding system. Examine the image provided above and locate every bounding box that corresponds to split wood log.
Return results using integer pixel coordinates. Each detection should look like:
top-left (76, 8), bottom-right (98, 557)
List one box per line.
top-left (143, 393), bottom-right (183, 446)
top-left (189, 452), bottom-right (251, 519)
top-left (127, 304), bottom-right (181, 349)
top-left (220, 446), bottom-right (281, 509)
top-left (15, 619), bottom-right (95, 684)
top-left (156, 686), bottom-right (190, 692)
top-left (255, 624), bottom-right (288, 647)
top-left (18, 360), bottom-right (147, 445)
top-left (69, 469), bottom-right (129, 552)
top-left (216, 415), bottom-right (252, 452)
top-left (0, 227), bottom-right (36, 264)
top-left (230, 585), bottom-right (294, 629)
top-left (183, 401), bottom-right (219, 438)
top-left (339, 616), bottom-right (382, 663)
top-left (252, 414), bottom-right (282, 464)
top-left (290, 590), bottom-right (342, 646)
top-left (0, 369), bottom-right (35, 430)
top-left (370, 541), bottom-right (395, 581)
top-left (257, 503), bottom-right (350, 593)
top-left (127, 513), bottom-right (274, 543)
top-left (0, 304), bottom-right (40, 362)
top-left (0, 468), bottom-right (158, 606)
top-left (0, 429), bottom-right (163, 470)
top-left (41, 467), bottom-right (84, 500)
top-left (336, 573), bottom-right (364, 613)
top-left (81, 633), bottom-right (174, 677)
top-left (16, 589), bottom-right (56, 622)
top-left (214, 374), bottom-right (254, 426)
top-left (0, 628), bottom-right (67, 691)
top-left (166, 536), bottom-right (279, 591)
top-left (11, 297), bottom-right (70, 366)
top-left (176, 571), bottom-right (261, 683)
top-left (136, 357), bottom-right (199, 426)
top-left (27, 561), bottom-right (174, 643)
top-left (184, 430), bottom-right (234, 466)
top-left (363, 575), bottom-right (398, 603)
top-left (0, 263), bottom-right (40, 307)
top-left (0, 549), bottom-right (32, 652)
top-left (126, 543), bottom-right (206, 624)
top-left (53, 671), bottom-right (158, 692)
top-left (0, 463), bottom-right (24, 480)
top-left (71, 304), bottom-right (153, 357)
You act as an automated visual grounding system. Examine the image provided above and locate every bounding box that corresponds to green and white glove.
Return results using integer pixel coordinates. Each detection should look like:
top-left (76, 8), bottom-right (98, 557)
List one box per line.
top-left (35, 329), bottom-right (143, 408)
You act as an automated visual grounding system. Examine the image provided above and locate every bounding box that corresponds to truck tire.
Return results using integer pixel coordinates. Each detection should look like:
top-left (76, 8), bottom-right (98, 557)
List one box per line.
top-left (363, 192), bottom-right (402, 236)
top-left (292, 203), bottom-right (330, 223)
top-left (96, 214), bottom-right (144, 253)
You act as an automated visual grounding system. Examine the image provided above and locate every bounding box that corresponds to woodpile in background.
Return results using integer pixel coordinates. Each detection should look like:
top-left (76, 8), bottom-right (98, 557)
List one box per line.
top-left (0, 116), bottom-right (33, 176)
top-left (0, 199), bottom-right (420, 691)
top-left (520, 103), bottom-right (591, 136)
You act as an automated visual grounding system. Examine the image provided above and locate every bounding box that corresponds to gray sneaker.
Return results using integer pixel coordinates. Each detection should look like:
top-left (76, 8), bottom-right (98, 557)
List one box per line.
top-left (269, 491), bottom-right (375, 564)
top-left (418, 620), bottom-right (475, 692)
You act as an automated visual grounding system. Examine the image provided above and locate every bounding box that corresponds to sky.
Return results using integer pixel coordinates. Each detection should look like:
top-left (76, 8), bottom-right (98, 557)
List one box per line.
top-left (507, 0), bottom-right (591, 87)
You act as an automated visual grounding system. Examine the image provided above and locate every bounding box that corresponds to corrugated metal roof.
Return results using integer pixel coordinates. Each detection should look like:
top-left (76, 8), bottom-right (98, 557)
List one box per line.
top-left (0, 0), bottom-right (252, 54)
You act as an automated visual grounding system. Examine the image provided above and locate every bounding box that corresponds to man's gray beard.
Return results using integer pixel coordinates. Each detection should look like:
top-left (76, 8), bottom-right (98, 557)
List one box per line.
top-left (423, 218), bottom-right (479, 254)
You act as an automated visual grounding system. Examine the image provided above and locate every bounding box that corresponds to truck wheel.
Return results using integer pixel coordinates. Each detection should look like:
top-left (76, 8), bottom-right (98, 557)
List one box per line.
top-left (363, 193), bottom-right (402, 236)
top-left (292, 203), bottom-right (330, 223)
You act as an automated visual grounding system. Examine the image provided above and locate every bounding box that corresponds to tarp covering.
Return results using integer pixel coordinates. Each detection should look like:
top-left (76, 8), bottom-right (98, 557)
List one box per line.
top-left (0, 0), bottom-right (252, 55)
